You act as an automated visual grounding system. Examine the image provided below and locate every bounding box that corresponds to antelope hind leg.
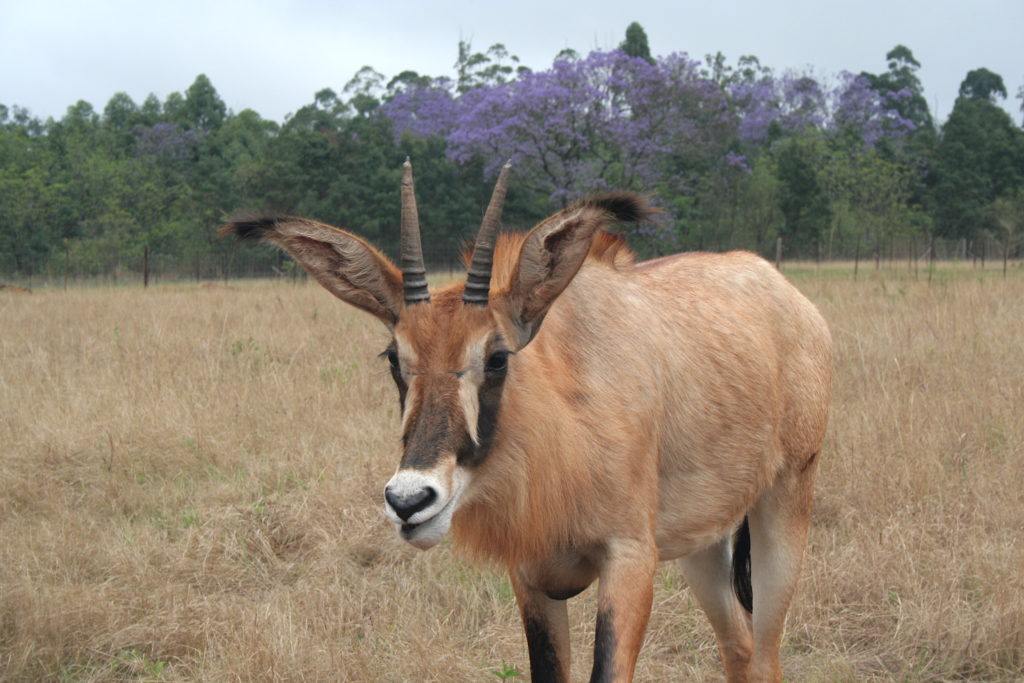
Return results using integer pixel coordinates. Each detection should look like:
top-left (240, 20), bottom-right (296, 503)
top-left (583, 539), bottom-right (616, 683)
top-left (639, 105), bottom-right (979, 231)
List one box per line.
top-left (678, 535), bottom-right (754, 682)
top-left (746, 461), bottom-right (818, 682)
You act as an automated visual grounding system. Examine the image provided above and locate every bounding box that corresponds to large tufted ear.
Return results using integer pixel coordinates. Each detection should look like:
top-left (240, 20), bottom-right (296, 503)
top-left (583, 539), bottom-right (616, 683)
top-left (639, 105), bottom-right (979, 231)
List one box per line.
top-left (500, 193), bottom-right (655, 347)
top-left (222, 216), bottom-right (404, 328)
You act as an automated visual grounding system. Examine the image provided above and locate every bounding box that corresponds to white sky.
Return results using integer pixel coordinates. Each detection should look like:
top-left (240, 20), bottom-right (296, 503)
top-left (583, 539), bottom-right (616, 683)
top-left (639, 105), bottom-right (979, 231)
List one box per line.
top-left (2, 0), bottom-right (1021, 126)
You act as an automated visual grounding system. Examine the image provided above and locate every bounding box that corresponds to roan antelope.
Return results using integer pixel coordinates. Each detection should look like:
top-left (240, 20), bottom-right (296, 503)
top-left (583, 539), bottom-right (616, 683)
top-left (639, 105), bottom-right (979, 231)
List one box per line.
top-left (223, 161), bottom-right (832, 682)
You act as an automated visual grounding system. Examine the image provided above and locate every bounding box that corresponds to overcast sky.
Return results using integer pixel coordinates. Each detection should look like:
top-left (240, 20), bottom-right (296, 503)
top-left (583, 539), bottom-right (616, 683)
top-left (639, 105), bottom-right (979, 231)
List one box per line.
top-left (2, 0), bottom-right (1021, 127)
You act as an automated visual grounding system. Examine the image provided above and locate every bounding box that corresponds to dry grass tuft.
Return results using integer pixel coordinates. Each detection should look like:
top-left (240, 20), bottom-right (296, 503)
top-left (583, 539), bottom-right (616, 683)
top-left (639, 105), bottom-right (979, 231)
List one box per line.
top-left (0, 283), bottom-right (32, 294)
top-left (1, 270), bottom-right (1022, 681)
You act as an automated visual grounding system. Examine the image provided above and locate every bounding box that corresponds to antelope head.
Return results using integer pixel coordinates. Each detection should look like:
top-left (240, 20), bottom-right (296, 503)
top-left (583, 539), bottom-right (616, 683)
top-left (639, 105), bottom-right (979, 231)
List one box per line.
top-left (224, 161), bottom-right (649, 549)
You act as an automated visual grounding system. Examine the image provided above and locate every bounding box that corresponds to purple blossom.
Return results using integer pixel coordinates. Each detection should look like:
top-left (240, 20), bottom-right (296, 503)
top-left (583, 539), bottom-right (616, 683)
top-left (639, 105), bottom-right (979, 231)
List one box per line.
top-left (724, 151), bottom-right (751, 173)
top-left (383, 49), bottom-right (733, 204)
top-left (134, 122), bottom-right (203, 159)
top-left (380, 49), bottom-right (914, 215)
top-left (827, 72), bottom-right (915, 147)
top-left (727, 70), bottom-right (915, 150)
top-left (728, 72), bottom-right (828, 145)
top-left (380, 78), bottom-right (458, 140)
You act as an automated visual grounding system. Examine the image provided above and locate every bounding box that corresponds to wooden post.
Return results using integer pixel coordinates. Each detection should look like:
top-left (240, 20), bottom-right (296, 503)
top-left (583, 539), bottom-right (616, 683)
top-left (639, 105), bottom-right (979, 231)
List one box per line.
top-left (1004, 232), bottom-right (1010, 279)
top-left (64, 241), bottom-right (69, 291)
top-left (928, 233), bottom-right (935, 285)
top-left (143, 246), bottom-right (150, 288)
top-left (854, 234), bottom-right (861, 281)
top-left (775, 237), bottom-right (782, 271)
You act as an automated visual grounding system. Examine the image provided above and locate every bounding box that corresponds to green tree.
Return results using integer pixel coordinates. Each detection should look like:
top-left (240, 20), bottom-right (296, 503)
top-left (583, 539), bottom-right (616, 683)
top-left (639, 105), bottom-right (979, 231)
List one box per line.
top-left (454, 41), bottom-right (524, 93)
top-left (102, 92), bottom-right (140, 154)
top-left (103, 92), bottom-right (138, 133)
top-left (703, 52), bottom-right (771, 88)
top-left (774, 136), bottom-right (832, 254)
top-left (703, 51), bottom-right (732, 85)
top-left (163, 91), bottom-right (185, 124)
top-left (1017, 83), bottom-right (1024, 126)
top-left (959, 67), bottom-right (1008, 102)
top-left (139, 93), bottom-right (163, 125)
top-left (386, 71), bottom-right (433, 96)
top-left (990, 189), bottom-right (1024, 263)
top-left (554, 48), bottom-right (580, 63)
top-left (0, 122), bottom-right (67, 274)
top-left (861, 45), bottom-right (934, 135)
top-left (620, 22), bottom-right (654, 64)
top-left (180, 74), bottom-right (227, 130)
top-left (931, 92), bottom-right (1024, 239)
top-left (824, 147), bottom-right (919, 259)
top-left (344, 66), bottom-right (385, 115)
top-left (284, 88), bottom-right (349, 132)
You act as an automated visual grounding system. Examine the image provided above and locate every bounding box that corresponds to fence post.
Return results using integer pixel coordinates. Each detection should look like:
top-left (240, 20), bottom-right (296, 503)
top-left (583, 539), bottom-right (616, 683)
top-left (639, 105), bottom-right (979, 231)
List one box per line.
top-left (1004, 232), bottom-right (1010, 279)
top-left (928, 233), bottom-right (935, 285)
top-left (854, 234), bottom-right (861, 281)
top-left (143, 246), bottom-right (150, 288)
top-left (775, 237), bottom-right (782, 270)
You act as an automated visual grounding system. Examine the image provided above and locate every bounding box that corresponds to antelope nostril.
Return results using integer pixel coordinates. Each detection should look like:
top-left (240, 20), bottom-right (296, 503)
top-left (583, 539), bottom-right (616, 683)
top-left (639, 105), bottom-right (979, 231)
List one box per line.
top-left (385, 486), bottom-right (438, 521)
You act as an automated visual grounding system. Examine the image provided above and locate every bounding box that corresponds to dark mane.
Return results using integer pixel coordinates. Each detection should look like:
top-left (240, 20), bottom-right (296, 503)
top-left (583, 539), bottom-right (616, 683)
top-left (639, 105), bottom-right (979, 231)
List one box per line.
top-left (461, 192), bottom-right (654, 292)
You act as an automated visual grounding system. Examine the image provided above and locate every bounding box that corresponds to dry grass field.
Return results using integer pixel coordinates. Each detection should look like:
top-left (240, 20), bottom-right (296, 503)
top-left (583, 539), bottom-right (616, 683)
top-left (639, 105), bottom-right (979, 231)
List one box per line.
top-left (1, 264), bottom-right (1022, 681)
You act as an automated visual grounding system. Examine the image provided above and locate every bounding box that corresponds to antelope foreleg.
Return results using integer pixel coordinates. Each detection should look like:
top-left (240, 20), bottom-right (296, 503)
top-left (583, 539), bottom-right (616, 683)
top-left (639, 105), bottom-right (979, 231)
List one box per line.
top-left (590, 539), bottom-right (658, 683)
top-left (511, 572), bottom-right (571, 683)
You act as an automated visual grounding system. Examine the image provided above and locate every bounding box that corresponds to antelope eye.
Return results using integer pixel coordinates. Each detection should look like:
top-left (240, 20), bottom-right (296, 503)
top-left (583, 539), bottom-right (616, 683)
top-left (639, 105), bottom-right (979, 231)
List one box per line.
top-left (385, 350), bottom-right (399, 369)
top-left (485, 351), bottom-right (509, 373)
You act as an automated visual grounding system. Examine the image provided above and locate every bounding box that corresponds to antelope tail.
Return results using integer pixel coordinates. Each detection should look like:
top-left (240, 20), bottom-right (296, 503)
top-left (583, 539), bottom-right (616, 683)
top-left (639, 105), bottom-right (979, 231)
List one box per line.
top-left (732, 516), bottom-right (753, 613)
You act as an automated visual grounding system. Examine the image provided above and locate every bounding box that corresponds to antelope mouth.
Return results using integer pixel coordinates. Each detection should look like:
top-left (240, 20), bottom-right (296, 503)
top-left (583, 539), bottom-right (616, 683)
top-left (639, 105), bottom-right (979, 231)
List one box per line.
top-left (395, 482), bottom-right (465, 549)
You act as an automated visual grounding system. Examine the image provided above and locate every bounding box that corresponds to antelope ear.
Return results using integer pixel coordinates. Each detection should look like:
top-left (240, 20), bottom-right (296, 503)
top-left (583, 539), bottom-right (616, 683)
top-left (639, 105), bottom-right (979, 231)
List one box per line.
top-left (222, 216), bottom-right (404, 327)
top-left (501, 194), bottom-right (654, 347)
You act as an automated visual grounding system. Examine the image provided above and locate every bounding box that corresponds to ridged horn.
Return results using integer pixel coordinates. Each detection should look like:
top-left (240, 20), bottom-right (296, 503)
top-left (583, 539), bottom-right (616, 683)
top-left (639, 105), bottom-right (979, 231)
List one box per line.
top-left (400, 159), bottom-right (430, 305)
top-left (463, 161), bottom-right (512, 305)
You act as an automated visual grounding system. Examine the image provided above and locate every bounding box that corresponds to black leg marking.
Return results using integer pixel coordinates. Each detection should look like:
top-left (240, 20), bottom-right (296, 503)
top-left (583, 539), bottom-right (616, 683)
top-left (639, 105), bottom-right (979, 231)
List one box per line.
top-left (589, 608), bottom-right (617, 683)
top-left (523, 614), bottom-right (564, 683)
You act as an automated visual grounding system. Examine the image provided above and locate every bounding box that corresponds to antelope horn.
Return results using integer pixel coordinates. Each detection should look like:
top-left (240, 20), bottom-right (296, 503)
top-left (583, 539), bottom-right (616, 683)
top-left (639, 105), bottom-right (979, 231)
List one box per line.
top-left (463, 161), bottom-right (512, 306)
top-left (400, 159), bottom-right (430, 305)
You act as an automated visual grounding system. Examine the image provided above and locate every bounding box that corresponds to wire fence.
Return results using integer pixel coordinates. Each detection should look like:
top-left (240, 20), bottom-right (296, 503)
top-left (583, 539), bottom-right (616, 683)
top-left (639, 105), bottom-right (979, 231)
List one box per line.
top-left (1, 234), bottom-right (1022, 292)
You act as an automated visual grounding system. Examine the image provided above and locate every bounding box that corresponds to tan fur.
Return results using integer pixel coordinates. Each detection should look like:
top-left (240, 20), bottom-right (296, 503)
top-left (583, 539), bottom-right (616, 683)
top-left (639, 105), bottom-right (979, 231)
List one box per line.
top-left (226, 195), bottom-right (832, 682)
top-left (449, 249), bottom-right (831, 564)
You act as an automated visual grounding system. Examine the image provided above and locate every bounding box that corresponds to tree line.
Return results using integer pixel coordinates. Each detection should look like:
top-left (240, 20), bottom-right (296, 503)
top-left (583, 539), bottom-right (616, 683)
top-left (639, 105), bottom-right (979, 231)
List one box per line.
top-left (2, 23), bottom-right (1023, 282)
